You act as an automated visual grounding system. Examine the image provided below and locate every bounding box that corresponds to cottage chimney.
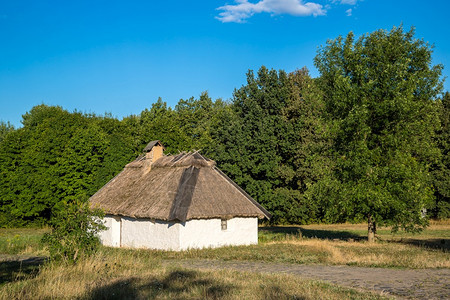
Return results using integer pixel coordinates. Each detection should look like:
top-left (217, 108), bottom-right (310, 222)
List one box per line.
top-left (143, 140), bottom-right (165, 173)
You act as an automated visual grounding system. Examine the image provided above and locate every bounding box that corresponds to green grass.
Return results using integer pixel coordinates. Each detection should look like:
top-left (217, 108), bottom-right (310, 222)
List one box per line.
top-left (0, 228), bottom-right (49, 286)
top-left (0, 228), bottom-right (48, 255)
top-left (1, 221), bottom-right (448, 269)
top-left (0, 248), bottom-right (391, 300)
top-left (2, 222), bottom-right (448, 299)
top-left (147, 239), bottom-right (449, 268)
top-left (259, 221), bottom-right (450, 242)
top-left (143, 221), bottom-right (450, 269)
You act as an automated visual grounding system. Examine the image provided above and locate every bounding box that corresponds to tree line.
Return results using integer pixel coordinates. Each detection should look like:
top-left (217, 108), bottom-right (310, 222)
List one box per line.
top-left (0, 26), bottom-right (449, 237)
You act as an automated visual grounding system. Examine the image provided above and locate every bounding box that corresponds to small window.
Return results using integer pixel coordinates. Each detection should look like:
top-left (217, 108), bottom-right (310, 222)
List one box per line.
top-left (221, 219), bottom-right (227, 231)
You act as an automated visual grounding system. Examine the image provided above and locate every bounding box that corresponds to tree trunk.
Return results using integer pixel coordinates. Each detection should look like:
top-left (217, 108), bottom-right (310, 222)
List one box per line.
top-left (368, 215), bottom-right (376, 243)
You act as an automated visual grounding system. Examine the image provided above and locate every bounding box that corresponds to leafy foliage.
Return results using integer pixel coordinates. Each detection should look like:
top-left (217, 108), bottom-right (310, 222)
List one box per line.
top-left (1, 106), bottom-right (101, 225)
top-left (211, 66), bottom-right (327, 223)
top-left (0, 25), bottom-right (447, 231)
top-left (0, 121), bottom-right (14, 143)
top-left (431, 92), bottom-right (450, 218)
top-left (41, 200), bottom-right (105, 263)
top-left (311, 26), bottom-right (443, 237)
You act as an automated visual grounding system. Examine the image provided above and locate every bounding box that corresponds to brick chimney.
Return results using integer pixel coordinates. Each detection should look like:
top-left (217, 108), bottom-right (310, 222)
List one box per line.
top-left (143, 140), bottom-right (165, 173)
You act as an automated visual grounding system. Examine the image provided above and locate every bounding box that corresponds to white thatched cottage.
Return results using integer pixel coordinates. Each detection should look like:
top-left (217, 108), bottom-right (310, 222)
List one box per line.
top-left (90, 141), bottom-right (270, 251)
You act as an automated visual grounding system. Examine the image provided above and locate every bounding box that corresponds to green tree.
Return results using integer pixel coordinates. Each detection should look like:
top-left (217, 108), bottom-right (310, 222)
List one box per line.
top-left (212, 66), bottom-right (325, 223)
top-left (0, 105), bottom-right (80, 225)
top-left (135, 93), bottom-right (224, 155)
top-left (0, 105), bottom-right (127, 226)
top-left (174, 92), bottom-right (217, 152)
top-left (91, 115), bottom-right (137, 194)
top-left (218, 67), bottom-right (292, 223)
top-left (312, 26), bottom-right (443, 241)
top-left (54, 123), bottom-right (108, 202)
top-left (0, 121), bottom-right (14, 143)
top-left (431, 92), bottom-right (450, 218)
top-left (0, 127), bottom-right (27, 226)
top-left (280, 68), bottom-right (330, 222)
top-left (135, 97), bottom-right (180, 153)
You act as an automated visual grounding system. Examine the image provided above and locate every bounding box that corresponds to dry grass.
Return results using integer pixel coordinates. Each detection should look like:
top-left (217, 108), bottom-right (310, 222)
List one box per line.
top-left (430, 219), bottom-right (450, 225)
top-left (0, 249), bottom-right (389, 300)
top-left (297, 220), bottom-right (450, 239)
top-left (1, 222), bottom-right (449, 270)
top-left (148, 221), bottom-right (450, 269)
top-left (150, 238), bottom-right (449, 269)
top-left (2, 223), bottom-right (448, 299)
top-left (273, 239), bottom-right (450, 268)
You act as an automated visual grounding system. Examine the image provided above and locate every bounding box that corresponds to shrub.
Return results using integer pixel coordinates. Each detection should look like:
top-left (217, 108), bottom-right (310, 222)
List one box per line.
top-left (41, 199), bottom-right (106, 263)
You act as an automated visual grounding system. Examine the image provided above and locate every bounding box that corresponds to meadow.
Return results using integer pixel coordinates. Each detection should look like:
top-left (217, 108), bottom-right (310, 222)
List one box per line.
top-left (149, 221), bottom-right (450, 269)
top-left (0, 221), bottom-right (448, 299)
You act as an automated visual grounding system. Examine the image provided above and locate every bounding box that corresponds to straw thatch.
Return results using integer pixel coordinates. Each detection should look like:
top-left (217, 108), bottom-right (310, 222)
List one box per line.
top-left (90, 151), bottom-right (271, 222)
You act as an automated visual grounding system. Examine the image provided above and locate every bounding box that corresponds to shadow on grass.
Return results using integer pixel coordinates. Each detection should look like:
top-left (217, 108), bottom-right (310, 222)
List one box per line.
top-left (260, 226), bottom-right (363, 242)
top-left (261, 226), bottom-right (450, 251)
top-left (393, 238), bottom-right (450, 251)
top-left (261, 284), bottom-right (307, 300)
top-left (86, 269), bottom-right (306, 300)
top-left (0, 256), bottom-right (47, 284)
top-left (87, 270), bottom-right (234, 299)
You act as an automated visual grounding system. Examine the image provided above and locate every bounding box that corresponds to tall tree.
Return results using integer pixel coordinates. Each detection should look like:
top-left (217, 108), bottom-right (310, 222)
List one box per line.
top-left (174, 91), bottom-right (216, 151)
top-left (312, 26), bottom-right (443, 241)
top-left (280, 68), bottom-right (330, 222)
top-left (224, 67), bottom-right (293, 223)
top-left (91, 115), bottom-right (137, 193)
top-left (212, 66), bottom-right (325, 223)
top-left (135, 93), bottom-right (224, 154)
top-left (0, 121), bottom-right (15, 143)
top-left (0, 105), bottom-right (77, 225)
top-left (136, 97), bottom-right (180, 153)
top-left (431, 92), bottom-right (450, 218)
top-left (0, 126), bottom-right (26, 225)
top-left (0, 105), bottom-right (121, 226)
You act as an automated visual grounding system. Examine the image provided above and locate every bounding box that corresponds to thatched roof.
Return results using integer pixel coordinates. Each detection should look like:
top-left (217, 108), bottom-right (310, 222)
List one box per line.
top-left (90, 151), bottom-right (271, 222)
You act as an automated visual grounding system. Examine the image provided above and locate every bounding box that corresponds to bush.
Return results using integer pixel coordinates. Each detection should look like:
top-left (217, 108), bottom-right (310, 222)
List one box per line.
top-left (41, 200), bottom-right (106, 263)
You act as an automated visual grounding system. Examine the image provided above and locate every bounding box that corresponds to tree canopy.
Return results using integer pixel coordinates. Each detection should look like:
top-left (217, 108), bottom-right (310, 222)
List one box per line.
top-left (0, 26), bottom-right (447, 236)
top-left (311, 26), bottom-right (443, 241)
top-left (431, 92), bottom-right (450, 218)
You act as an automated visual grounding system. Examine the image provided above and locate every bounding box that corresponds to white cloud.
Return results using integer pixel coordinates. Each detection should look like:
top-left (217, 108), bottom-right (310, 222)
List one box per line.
top-left (216, 0), bottom-right (326, 23)
top-left (345, 8), bottom-right (352, 16)
top-left (339, 0), bottom-right (357, 4)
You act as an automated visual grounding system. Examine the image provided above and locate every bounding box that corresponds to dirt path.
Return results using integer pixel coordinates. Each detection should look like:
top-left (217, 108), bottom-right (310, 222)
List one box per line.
top-left (163, 259), bottom-right (450, 299)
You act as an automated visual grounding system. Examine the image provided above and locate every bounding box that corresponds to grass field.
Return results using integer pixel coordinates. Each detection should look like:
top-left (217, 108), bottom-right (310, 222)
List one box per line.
top-left (0, 221), bottom-right (448, 268)
top-left (145, 221), bottom-right (450, 269)
top-left (0, 221), bottom-right (448, 299)
top-left (0, 227), bottom-right (48, 255)
top-left (0, 249), bottom-right (390, 300)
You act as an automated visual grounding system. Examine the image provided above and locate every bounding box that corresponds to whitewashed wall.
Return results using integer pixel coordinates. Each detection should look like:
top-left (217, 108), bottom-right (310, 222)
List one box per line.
top-left (98, 215), bottom-right (121, 247)
top-left (99, 216), bottom-right (258, 250)
top-left (179, 217), bottom-right (258, 250)
top-left (121, 217), bottom-right (181, 250)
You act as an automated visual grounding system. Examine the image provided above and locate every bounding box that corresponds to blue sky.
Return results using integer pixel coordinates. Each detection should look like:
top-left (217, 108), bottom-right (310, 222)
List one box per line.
top-left (1, 0), bottom-right (449, 127)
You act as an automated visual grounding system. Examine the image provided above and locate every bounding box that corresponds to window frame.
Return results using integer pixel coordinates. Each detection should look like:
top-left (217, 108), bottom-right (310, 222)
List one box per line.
top-left (221, 219), bottom-right (227, 231)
